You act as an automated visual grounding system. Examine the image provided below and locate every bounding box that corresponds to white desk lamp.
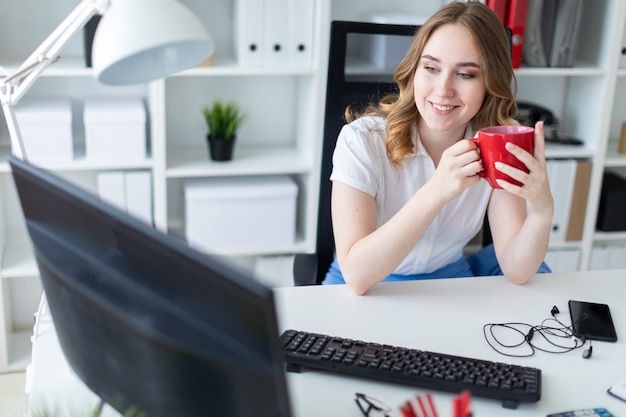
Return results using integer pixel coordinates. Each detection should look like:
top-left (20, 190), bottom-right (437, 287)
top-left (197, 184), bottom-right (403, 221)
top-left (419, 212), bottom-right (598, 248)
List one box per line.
top-left (0, 0), bottom-right (214, 161)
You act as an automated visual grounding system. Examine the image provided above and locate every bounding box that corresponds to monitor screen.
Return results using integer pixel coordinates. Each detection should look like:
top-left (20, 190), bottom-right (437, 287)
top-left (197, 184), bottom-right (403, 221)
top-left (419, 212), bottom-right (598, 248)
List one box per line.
top-left (10, 156), bottom-right (292, 417)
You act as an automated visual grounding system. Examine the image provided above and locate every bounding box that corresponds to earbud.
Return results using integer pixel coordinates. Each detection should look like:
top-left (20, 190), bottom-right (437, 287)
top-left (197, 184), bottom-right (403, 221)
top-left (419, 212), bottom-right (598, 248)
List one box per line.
top-left (582, 345), bottom-right (592, 359)
top-left (551, 305), bottom-right (560, 316)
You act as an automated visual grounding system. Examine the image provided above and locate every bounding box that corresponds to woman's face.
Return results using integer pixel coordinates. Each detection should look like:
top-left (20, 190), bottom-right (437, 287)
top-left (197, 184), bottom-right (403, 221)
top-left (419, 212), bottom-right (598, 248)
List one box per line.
top-left (413, 23), bottom-right (486, 136)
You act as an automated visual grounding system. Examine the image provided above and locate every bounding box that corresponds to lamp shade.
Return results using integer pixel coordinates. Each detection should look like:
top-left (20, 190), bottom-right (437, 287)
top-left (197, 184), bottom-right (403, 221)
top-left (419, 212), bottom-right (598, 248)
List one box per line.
top-left (92, 0), bottom-right (214, 85)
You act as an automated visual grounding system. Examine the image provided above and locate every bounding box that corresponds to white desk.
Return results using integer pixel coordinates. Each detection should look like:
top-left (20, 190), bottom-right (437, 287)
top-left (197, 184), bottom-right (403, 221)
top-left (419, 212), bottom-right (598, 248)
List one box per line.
top-left (28, 270), bottom-right (626, 417)
top-left (274, 270), bottom-right (626, 416)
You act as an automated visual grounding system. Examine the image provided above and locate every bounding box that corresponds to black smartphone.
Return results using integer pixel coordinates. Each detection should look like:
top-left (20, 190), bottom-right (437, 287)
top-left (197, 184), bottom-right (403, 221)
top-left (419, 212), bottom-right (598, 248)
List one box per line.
top-left (568, 300), bottom-right (618, 342)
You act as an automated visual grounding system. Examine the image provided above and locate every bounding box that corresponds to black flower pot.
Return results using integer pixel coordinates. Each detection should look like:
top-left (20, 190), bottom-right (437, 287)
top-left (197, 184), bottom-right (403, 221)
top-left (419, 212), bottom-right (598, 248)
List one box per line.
top-left (207, 136), bottom-right (236, 161)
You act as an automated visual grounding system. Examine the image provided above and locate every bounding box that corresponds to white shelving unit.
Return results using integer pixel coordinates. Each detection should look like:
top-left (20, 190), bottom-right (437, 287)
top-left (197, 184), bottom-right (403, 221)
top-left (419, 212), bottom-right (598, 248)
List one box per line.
top-left (1, 0), bottom-right (626, 373)
top-left (0, 0), bottom-right (331, 373)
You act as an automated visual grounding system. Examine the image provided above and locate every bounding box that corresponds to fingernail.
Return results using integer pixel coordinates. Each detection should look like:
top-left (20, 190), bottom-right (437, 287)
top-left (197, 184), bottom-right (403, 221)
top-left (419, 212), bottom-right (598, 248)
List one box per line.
top-left (495, 162), bottom-right (504, 170)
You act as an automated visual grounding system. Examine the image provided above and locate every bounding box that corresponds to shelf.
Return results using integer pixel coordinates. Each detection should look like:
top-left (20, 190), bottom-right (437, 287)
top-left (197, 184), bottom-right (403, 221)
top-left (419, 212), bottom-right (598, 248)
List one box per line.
top-left (166, 146), bottom-right (314, 178)
top-left (190, 241), bottom-right (312, 258)
top-left (166, 222), bottom-right (310, 257)
top-left (179, 56), bottom-right (318, 77)
top-left (548, 240), bottom-right (583, 250)
top-left (0, 145), bottom-right (154, 173)
top-left (1, 242), bottom-right (37, 279)
top-left (0, 57), bottom-right (93, 78)
top-left (0, 158), bottom-right (155, 174)
top-left (544, 143), bottom-right (596, 159)
top-left (604, 141), bottom-right (626, 167)
top-left (514, 64), bottom-right (607, 77)
top-left (594, 231), bottom-right (626, 242)
top-left (2, 56), bottom-right (317, 80)
top-left (343, 61), bottom-right (608, 80)
top-left (343, 50), bottom-right (606, 79)
top-left (6, 330), bottom-right (32, 372)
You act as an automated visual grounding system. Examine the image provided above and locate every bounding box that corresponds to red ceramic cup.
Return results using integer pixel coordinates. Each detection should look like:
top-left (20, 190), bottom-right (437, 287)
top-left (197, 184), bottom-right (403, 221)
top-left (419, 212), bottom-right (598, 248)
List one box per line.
top-left (471, 125), bottom-right (535, 189)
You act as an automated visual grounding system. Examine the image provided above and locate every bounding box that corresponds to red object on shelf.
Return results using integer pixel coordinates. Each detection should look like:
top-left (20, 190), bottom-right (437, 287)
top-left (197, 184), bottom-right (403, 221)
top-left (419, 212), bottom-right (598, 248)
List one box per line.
top-left (487, 0), bottom-right (508, 24)
top-left (507, 0), bottom-right (529, 68)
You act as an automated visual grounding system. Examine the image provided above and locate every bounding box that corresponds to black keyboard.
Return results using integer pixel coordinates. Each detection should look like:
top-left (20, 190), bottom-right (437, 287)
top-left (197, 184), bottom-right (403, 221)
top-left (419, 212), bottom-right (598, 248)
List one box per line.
top-left (280, 329), bottom-right (541, 409)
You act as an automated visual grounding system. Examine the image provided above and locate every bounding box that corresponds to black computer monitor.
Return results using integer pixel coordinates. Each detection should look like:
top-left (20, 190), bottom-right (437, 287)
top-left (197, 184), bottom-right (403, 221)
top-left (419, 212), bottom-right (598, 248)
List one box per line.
top-left (9, 156), bottom-right (292, 417)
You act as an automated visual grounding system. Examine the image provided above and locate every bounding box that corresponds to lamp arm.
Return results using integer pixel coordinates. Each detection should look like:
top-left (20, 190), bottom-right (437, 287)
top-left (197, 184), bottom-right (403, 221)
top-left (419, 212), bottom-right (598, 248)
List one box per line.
top-left (0, 0), bottom-right (110, 160)
top-left (1, 102), bottom-right (26, 159)
top-left (3, 0), bottom-right (109, 105)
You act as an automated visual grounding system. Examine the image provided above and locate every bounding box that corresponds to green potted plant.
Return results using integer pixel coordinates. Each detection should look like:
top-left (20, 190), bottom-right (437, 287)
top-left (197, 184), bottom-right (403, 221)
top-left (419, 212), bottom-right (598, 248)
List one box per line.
top-left (201, 100), bottom-right (247, 161)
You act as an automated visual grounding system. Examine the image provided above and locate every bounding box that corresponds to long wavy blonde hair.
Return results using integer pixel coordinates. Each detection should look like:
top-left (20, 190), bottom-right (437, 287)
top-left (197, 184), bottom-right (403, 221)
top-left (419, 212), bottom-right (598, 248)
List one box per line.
top-left (346, 0), bottom-right (517, 167)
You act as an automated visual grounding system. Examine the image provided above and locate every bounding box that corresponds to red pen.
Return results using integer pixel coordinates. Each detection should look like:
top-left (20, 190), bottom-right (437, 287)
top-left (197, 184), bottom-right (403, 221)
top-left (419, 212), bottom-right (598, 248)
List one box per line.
top-left (416, 393), bottom-right (439, 417)
top-left (452, 391), bottom-right (472, 417)
top-left (399, 400), bottom-right (417, 417)
top-left (426, 393), bottom-right (439, 417)
top-left (417, 395), bottom-right (429, 417)
top-left (398, 392), bottom-right (442, 417)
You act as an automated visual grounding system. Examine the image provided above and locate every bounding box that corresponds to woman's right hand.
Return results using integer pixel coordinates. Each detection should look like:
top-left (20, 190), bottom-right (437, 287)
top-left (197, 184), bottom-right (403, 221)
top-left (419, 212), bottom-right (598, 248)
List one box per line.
top-left (429, 139), bottom-right (483, 201)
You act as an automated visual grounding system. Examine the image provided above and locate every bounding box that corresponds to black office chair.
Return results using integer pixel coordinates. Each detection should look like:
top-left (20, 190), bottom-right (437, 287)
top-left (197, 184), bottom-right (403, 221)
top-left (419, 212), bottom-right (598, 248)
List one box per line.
top-left (293, 21), bottom-right (420, 286)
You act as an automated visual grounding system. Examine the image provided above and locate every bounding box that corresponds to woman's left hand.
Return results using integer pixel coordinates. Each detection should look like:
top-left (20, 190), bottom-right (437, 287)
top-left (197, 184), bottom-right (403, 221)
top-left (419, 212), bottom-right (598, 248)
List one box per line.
top-left (494, 121), bottom-right (554, 216)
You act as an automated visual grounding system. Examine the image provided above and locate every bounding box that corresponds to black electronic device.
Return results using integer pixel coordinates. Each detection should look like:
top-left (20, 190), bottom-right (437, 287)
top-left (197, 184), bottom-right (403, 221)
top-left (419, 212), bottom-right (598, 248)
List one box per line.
top-left (597, 171), bottom-right (626, 231)
top-left (9, 156), bottom-right (292, 417)
top-left (516, 101), bottom-right (583, 145)
top-left (281, 329), bottom-right (541, 409)
top-left (568, 300), bottom-right (618, 343)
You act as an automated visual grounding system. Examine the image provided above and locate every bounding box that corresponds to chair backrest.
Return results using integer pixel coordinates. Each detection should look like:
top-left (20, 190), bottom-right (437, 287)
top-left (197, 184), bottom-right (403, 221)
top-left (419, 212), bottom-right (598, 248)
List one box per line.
top-left (298, 21), bottom-right (420, 285)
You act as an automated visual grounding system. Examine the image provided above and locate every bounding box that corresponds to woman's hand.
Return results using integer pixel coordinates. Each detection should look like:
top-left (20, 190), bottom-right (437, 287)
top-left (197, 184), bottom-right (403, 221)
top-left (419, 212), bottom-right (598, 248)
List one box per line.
top-left (488, 120), bottom-right (554, 285)
top-left (493, 121), bottom-right (553, 216)
top-left (429, 139), bottom-right (483, 202)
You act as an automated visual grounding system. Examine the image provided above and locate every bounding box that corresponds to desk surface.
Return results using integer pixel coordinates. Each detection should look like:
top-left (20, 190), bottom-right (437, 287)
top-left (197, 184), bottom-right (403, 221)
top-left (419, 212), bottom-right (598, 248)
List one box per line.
top-left (274, 269), bottom-right (626, 417)
top-left (28, 269), bottom-right (626, 417)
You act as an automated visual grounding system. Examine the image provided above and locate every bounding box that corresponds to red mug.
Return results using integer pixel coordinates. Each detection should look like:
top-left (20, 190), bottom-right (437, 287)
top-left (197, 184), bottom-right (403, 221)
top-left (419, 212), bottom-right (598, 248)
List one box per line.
top-left (471, 125), bottom-right (534, 189)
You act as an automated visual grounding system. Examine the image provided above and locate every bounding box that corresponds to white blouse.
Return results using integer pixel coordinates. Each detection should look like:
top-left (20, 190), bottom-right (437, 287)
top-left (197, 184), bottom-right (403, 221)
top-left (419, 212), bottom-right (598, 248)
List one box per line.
top-left (330, 115), bottom-right (493, 275)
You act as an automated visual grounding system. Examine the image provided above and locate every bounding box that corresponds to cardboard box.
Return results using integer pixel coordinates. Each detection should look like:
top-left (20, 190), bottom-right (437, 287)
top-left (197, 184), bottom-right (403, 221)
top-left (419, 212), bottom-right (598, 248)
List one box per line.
top-left (83, 97), bottom-right (146, 162)
top-left (14, 98), bottom-right (73, 162)
top-left (185, 176), bottom-right (297, 252)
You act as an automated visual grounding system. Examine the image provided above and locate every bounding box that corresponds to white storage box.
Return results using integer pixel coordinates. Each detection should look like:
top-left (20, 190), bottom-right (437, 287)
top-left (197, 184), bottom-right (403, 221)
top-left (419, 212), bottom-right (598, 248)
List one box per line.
top-left (185, 176), bottom-right (298, 252)
top-left (14, 98), bottom-right (73, 162)
top-left (83, 97), bottom-right (146, 162)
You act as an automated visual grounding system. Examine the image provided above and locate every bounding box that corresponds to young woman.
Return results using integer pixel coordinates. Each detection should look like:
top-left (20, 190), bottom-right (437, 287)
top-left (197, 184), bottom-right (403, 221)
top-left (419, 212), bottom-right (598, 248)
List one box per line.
top-left (323, 1), bottom-right (554, 294)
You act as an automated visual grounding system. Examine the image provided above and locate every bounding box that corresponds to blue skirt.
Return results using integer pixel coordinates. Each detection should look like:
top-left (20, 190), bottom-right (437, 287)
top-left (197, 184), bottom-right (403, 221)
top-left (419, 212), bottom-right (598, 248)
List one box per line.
top-left (321, 244), bottom-right (551, 285)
